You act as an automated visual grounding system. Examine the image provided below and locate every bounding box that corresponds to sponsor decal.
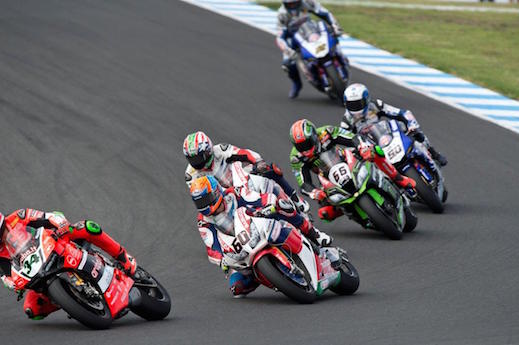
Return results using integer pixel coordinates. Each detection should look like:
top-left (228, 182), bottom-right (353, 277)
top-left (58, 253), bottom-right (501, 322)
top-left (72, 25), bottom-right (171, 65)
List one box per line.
top-left (91, 256), bottom-right (102, 279)
top-left (66, 255), bottom-right (78, 267)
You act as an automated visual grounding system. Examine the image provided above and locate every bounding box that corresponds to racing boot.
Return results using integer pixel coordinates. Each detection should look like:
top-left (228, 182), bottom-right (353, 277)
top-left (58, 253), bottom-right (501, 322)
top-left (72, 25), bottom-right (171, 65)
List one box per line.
top-left (286, 63), bottom-right (302, 99)
top-left (318, 205), bottom-right (343, 222)
top-left (305, 225), bottom-right (333, 247)
top-left (116, 248), bottom-right (137, 276)
top-left (394, 173), bottom-right (416, 189)
top-left (290, 192), bottom-right (310, 213)
top-left (428, 146), bottom-right (448, 167)
top-left (24, 291), bottom-right (60, 320)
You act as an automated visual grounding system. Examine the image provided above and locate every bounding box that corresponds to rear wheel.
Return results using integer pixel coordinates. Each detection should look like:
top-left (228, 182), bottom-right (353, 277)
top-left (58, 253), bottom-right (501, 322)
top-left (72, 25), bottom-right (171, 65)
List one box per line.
top-left (329, 254), bottom-right (359, 295)
top-left (325, 65), bottom-right (346, 103)
top-left (130, 267), bottom-right (171, 320)
top-left (403, 206), bottom-right (418, 233)
top-left (48, 276), bottom-right (112, 329)
top-left (357, 194), bottom-right (403, 240)
top-left (406, 167), bottom-right (443, 213)
top-left (255, 256), bottom-right (316, 304)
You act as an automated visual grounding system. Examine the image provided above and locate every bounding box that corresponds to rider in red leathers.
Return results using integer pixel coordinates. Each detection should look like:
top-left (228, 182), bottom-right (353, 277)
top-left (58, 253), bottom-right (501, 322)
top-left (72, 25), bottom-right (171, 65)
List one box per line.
top-left (0, 209), bottom-right (137, 320)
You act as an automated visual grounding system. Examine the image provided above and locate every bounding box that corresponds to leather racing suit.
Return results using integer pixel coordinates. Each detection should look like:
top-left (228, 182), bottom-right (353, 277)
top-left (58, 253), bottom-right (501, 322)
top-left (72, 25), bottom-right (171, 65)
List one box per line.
top-left (0, 209), bottom-right (136, 319)
top-left (276, 0), bottom-right (344, 97)
top-left (196, 180), bottom-right (319, 296)
top-left (185, 143), bottom-right (308, 212)
top-left (341, 99), bottom-right (447, 166)
top-left (290, 126), bottom-right (415, 221)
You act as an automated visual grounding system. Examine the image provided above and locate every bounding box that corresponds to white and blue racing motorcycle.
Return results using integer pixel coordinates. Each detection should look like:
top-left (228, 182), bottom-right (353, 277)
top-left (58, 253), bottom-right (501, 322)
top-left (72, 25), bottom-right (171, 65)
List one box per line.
top-left (293, 19), bottom-right (350, 103)
top-left (361, 119), bottom-right (447, 213)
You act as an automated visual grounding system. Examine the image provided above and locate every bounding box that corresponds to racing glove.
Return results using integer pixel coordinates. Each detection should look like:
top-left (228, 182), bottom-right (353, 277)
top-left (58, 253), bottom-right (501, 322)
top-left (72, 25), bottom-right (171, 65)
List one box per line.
top-left (48, 213), bottom-right (71, 237)
top-left (1, 275), bottom-right (15, 291)
top-left (359, 144), bottom-right (375, 161)
top-left (247, 204), bottom-right (277, 218)
top-left (308, 188), bottom-right (327, 202)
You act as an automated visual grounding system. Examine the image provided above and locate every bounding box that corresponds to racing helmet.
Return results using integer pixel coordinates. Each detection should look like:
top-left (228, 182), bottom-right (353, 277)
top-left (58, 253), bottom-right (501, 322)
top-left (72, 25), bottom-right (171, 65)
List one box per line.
top-left (290, 119), bottom-right (321, 159)
top-left (343, 83), bottom-right (370, 124)
top-left (282, 0), bottom-right (302, 14)
top-left (183, 131), bottom-right (214, 170)
top-left (190, 176), bottom-right (224, 216)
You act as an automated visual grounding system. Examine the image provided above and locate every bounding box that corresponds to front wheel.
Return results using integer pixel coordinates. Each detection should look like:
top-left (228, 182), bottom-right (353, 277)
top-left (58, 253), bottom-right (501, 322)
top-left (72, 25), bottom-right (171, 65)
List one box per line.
top-left (406, 167), bottom-right (443, 213)
top-left (48, 276), bottom-right (112, 329)
top-left (255, 256), bottom-right (316, 304)
top-left (324, 64), bottom-right (347, 104)
top-left (357, 194), bottom-right (403, 240)
top-left (130, 267), bottom-right (171, 320)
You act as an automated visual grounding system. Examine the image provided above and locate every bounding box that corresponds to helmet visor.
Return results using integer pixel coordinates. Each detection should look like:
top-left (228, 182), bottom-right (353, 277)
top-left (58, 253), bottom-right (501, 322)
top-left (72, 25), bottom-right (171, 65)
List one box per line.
top-left (346, 99), bottom-right (367, 112)
top-left (193, 191), bottom-right (218, 211)
top-left (187, 152), bottom-right (210, 170)
top-left (294, 131), bottom-right (318, 153)
top-left (284, 0), bottom-right (301, 10)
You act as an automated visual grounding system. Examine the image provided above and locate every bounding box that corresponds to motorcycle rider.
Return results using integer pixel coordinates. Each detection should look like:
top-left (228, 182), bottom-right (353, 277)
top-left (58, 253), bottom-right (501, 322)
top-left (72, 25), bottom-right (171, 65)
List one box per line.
top-left (183, 131), bottom-right (310, 213)
top-left (276, 0), bottom-right (344, 98)
top-left (341, 83), bottom-right (448, 166)
top-left (0, 209), bottom-right (137, 320)
top-left (289, 119), bottom-right (416, 221)
top-left (190, 175), bottom-right (329, 296)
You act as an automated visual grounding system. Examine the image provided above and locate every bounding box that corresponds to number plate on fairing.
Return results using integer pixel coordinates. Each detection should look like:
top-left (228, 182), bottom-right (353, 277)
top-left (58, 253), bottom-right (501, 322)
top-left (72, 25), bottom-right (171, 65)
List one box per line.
top-left (21, 251), bottom-right (43, 278)
top-left (328, 163), bottom-right (352, 187)
top-left (383, 140), bottom-right (405, 164)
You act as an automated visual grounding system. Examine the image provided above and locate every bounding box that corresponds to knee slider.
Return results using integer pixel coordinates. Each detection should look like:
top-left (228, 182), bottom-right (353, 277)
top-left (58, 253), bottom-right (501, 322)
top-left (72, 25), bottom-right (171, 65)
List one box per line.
top-left (85, 220), bottom-right (102, 235)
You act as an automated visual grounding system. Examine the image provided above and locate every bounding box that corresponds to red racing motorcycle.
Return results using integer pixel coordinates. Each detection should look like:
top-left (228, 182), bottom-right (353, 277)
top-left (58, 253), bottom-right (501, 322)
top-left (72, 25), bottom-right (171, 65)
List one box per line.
top-left (4, 222), bottom-right (171, 329)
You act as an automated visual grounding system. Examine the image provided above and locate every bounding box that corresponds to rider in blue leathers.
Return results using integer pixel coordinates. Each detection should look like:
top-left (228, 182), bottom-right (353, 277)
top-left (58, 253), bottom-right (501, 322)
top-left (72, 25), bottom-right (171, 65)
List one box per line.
top-left (276, 0), bottom-right (344, 98)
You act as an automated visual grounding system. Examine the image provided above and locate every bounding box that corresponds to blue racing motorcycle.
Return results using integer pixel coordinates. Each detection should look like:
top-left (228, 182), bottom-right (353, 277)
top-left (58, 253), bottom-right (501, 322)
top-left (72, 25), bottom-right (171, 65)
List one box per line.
top-left (292, 18), bottom-right (349, 103)
top-left (361, 119), bottom-right (447, 213)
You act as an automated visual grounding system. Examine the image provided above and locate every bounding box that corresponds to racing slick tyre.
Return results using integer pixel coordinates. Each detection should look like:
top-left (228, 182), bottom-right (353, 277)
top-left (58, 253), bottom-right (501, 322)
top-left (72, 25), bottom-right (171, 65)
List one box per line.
top-left (357, 194), bottom-right (403, 240)
top-left (325, 65), bottom-right (346, 103)
top-left (406, 167), bottom-right (444, 214)
top-left (255, 256), bottom-right (316, 304)
top-left (48, 277), bottom-right (112, 330)
top-left (403, 206), bottom-right (418, 233)
top-left (129, 267), bottom-right (171, 321)
top-left (329, 258), bottom-right (359, 295)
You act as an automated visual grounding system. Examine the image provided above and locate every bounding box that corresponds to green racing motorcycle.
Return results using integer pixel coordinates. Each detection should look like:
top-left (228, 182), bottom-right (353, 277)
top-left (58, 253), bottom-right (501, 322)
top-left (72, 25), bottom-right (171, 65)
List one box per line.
top-left (314, 147), bottom-right (417, 240)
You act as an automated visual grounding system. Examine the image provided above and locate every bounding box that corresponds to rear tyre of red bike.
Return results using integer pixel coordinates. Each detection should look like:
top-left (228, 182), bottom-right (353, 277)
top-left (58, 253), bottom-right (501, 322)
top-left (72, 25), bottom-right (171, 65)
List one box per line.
top-left (129, 267), bottom-right (171, 321)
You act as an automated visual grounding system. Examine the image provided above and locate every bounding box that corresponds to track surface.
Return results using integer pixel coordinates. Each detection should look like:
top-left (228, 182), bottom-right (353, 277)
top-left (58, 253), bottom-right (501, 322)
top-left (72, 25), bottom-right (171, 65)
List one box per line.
top-left (0, 1), bottom-right (518, 344)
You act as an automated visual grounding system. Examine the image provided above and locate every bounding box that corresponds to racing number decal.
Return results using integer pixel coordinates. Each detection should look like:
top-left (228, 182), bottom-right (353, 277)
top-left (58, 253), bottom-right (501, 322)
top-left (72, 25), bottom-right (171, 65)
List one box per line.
top-left (386, 145), bottom-right (402, 161)
top-left (232, 231), bottom-right (251, 253)
top-left (333, 166), bottom-right (348, 182)
top-left (22, 253), bottom-right (40, 277)
top-left (329, 163), bottom-right (352, 186)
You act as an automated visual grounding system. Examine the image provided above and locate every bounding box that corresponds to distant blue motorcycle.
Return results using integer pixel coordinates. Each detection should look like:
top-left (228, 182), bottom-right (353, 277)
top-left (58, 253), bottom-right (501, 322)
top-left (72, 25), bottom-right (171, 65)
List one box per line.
top-left (361, 119), bottom-right (447, 213)
top-left (292, 18), bottom-right (350, 103)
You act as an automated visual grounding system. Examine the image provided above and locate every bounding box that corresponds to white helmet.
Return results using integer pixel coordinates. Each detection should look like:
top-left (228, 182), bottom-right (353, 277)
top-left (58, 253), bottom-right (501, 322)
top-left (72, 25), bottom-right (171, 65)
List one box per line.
top-left (343, 83), bottom-right (370, 124)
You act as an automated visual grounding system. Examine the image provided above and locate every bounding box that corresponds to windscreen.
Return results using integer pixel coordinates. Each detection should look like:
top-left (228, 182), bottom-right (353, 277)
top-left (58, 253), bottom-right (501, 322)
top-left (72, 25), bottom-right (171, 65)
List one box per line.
top-left (361, 121), bottom-right (393, 147)
top-left (317, 148), bottom-right (344, 176)
top-left (3, 223), bottom-right (39, 270)
top-left (297, 19), bottom-right (321, 42)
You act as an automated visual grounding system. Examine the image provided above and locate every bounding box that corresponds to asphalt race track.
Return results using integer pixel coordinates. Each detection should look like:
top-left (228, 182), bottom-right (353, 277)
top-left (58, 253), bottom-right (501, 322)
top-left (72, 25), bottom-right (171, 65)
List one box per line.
top-left (1, 1), bottom-right (518, 344)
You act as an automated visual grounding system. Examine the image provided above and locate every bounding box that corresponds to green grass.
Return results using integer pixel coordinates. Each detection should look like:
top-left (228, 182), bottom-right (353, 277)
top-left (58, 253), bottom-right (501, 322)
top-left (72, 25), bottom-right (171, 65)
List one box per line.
top-left (262, 2), bottom-right (519, 99)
